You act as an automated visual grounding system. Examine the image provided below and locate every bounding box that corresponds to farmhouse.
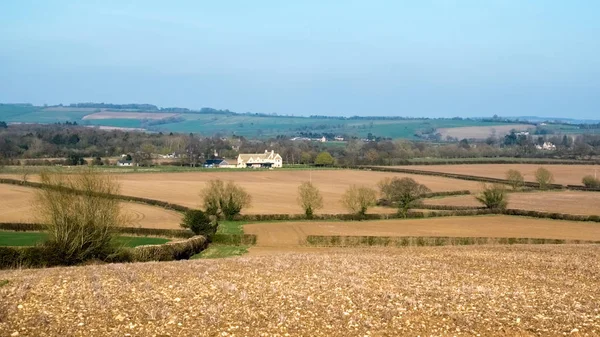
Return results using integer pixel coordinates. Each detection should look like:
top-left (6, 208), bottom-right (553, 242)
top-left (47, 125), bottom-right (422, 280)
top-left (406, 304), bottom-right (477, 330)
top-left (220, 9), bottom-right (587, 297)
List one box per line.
top-left (237, 150), bottom-right (283, 168)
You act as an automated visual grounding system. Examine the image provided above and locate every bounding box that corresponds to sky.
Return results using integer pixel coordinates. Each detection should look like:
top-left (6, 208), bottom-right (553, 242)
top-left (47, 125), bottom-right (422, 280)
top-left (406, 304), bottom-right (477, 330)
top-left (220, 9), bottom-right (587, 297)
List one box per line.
top-left (0, 0), bottom-right (599, 118)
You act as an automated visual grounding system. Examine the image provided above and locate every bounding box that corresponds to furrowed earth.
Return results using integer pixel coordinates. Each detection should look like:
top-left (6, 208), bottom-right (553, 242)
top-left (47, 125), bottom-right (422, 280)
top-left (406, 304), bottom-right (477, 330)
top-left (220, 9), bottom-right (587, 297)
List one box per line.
top-left (1, 246), bottom-right (599, 336)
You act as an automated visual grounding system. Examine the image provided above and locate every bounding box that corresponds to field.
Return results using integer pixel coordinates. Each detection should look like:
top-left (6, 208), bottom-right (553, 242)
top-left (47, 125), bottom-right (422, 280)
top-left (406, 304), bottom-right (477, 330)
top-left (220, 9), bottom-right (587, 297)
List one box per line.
top-left (1, 246), bottom-right (600, 335)
top-left (0, 170), bottom-right (484, 214)
top-left (396, 163), bottom-right (600, 185)
top-left (437, 124), bottom-right (531, 139)
top-left (243, 215), bottom-right (600, 253)
top-left (424, 191), bottom-right (600, 216)
top-left (0, 185), bottom-right (182, 229)
top-left (81, 112), bottom-right (177, 120)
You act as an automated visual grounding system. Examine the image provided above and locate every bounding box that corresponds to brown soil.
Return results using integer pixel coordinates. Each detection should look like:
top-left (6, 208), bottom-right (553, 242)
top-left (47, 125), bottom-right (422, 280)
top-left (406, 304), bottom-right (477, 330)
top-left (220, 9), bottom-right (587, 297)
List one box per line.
top-left (437, 124), bottom-right (531, 139)
top-left (397, 164), bottom-right (600, 186)
top-left (424, 191), bottom-right (600, 216)
top-left (1, 246), bottom-right (600, 336)
top-left (0, 185), bottom-right (182, 229)
top-left (244, 215), bottom-right (600, 252)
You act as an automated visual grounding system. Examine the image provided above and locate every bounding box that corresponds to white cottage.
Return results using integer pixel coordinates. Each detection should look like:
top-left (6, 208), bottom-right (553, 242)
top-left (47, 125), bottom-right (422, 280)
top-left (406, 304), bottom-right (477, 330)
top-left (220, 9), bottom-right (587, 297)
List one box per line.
top-left (237, 150), bottom-right (283, 168)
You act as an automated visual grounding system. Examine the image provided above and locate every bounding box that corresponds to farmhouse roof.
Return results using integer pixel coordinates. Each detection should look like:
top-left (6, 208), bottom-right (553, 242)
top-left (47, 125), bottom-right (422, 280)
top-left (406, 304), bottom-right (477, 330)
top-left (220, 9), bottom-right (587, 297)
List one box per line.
top-left (238, 150), bottom-right (280, 161)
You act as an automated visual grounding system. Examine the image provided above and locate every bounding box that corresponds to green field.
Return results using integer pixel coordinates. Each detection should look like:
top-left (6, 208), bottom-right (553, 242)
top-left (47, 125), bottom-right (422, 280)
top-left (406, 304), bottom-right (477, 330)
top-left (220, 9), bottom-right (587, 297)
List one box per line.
top-left (0, 231), bottom-right (169, 247)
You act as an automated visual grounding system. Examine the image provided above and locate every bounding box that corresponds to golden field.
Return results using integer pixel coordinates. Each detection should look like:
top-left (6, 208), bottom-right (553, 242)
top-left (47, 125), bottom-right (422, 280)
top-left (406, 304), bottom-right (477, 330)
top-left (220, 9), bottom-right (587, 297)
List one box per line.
top-left (1, 246), bottom-right (599, 336)
top-left (0, 184), bottom-right (182, 229)
top-left (399, 164), bottom-right (600, 186)
top-left (424, 191), bottom-right (600, 216)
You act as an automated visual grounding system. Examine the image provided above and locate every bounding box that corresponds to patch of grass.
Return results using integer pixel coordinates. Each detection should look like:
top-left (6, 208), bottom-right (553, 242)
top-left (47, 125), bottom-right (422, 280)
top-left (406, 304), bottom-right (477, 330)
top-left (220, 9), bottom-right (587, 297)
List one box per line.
top-left (0, 279), bottom-right (9, 287)
top-left (0, 231), bottom-right (169, 248)
top-left (216, 221), bottom-right (247, 235)
top-left (191, 245), bottom-right (249, 259)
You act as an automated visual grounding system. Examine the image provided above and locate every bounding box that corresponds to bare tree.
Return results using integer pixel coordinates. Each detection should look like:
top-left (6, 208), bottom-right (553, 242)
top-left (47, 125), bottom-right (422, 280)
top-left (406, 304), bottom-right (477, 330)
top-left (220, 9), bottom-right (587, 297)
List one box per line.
top-left (35, 168), bottom-right (126, 265)
top-left (201, 180), bottom-right (251, 220)
top-left (341, 185), bottom-right (377, 217)
top-left (535, 167), bottom-right (554, 190)
top-left (505, 169), bottom-right (524, 190)
top-left (297, 181), bottom-right (323, 218)
top-left (379, 177), bottom-right (431, 217)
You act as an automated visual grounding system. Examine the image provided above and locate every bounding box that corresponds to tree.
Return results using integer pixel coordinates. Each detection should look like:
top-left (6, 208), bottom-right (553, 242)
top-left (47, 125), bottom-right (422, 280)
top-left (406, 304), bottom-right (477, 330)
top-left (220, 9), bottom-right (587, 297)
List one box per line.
top-left (201, 180), bottom-right (251, 220)
top-left (582, 175), bottom-right (600, 188)
top-left (297, 181), bottom-right (323, 218)
top-left (0, 121), bottom-right (7, 128)
top-left (535, 167), bottom-right (554, 190)
top-left (475, 184), bottom-right (508, 210)
top-left (181, 209), bottom-right (216, 237)
top-left (341, 185), bottom-right (377, 217)
top-left (314, 151), bottom-right (334, 166)
top-left (379, 177), bottom-right (431, 217)
top-left (505, 169), bottom-right (524, 190)
top-left (35, 168), bottom-right (125, 265)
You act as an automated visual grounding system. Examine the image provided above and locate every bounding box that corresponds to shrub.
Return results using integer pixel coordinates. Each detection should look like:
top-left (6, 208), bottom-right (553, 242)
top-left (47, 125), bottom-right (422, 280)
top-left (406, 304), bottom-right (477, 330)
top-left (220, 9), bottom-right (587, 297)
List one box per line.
top-left (35, 169), bottom-right (124, 265)
top-left (201, 180), bottom-right (251, 220)
top-left (535, 167), bottom-right (554, 190)
top-left (314, 151), bottom-right (334, 166)
top-left (582, 175), bottom-right (600, 188)
top-left (506, 169), bottom-right (525, 190)
top-left (297, 181), bottom-right (323, 218)
top-left (180, 209), bottom-right (217, 237)
top-left (379, 177), bottom-right (431, 217)
top-left (475, 184), bottom-right (508, 210)
top-left (341, 185), bottom-right (377, 217)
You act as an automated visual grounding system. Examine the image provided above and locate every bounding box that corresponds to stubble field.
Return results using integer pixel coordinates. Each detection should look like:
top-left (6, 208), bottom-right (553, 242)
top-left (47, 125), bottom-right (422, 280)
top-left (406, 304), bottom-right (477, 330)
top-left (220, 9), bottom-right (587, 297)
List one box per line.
top-left (1, 245), bottom-right (599, 336)
top-left (398, 164), bottom-right (600, 186)
top-left (437, 124), bottom-right (531, 139)
top-left (0, 185), bottom-right (182, 229)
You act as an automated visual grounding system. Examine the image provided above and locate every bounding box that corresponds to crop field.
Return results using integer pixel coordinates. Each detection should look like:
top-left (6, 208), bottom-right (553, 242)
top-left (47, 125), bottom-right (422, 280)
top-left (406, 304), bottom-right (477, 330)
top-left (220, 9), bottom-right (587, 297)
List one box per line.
top-left (398, 164), bottom-right (600, 186)
top-left (437, 124), bottom-right (532, 140)
top-left (424, 191), bottom-right (600, 216)
top-left (1, 245), bottom-right (600, 336)
top-left (0, 185), bottom-right (182, 229)
top-left (0, 170), bottom-right (483, 214)
top-left (81, 112), bottom-right (177, 120)
top-left (243, 215), bottom-right (600, 252)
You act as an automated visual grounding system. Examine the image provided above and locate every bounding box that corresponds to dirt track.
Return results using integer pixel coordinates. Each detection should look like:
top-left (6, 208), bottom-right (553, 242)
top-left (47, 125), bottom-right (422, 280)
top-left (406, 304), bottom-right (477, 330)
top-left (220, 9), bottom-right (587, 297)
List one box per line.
top-left (424, 191), bottom-right (600, 216)
top-left (0, 184), bottom-right (182, 229)
top-left (244, 215), bottom-right (600, 255)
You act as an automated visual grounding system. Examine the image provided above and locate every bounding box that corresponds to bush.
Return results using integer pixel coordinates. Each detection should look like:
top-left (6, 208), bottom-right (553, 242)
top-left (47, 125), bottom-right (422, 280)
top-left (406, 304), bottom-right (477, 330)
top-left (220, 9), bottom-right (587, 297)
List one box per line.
top-left (341, 185), bottom-right (377, 217)
top-left (180, 209), bottom-right (217, 237)
top-left (582, 175), bottom-right (600, 188)
top-left (506, 169), bottom-right (525, 190)
top-left (379, 177), bottom-right (431, 217)
top-left (535, 167), bottom-right (554, 190)
top-left (127, 236), bottom-right (208, 262)
top-left (35, 169), bottom-right (124, 265)
top-left (297, 181), bottom-right (323, 218)
top-left (475, 184), bottom-right (508, 210)
top-left (201, 180), bottom-right (251, 220)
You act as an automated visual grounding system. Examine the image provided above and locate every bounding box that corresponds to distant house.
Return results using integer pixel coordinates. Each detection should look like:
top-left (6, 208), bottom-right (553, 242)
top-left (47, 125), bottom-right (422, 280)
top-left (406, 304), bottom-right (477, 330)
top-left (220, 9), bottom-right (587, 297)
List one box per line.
top-left (237, 150), bottom-right (283, 168)
top-left (536, 142), bottom-right (556, 151)
top-left (117, 159), bottom-right (134, 166)
top-left (203, 158), bottom-right (237, 168)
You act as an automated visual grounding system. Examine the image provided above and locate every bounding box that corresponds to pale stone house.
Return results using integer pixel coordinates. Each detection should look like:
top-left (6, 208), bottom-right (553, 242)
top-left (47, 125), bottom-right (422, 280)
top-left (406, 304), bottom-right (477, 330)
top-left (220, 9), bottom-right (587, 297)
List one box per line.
top-left (237, 150), bottom-right (283, 168)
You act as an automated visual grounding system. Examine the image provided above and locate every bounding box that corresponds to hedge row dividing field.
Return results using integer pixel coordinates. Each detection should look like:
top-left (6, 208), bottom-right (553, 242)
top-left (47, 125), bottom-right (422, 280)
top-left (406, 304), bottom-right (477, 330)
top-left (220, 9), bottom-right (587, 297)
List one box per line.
top-left (306, 235), bottom-right (600, 247)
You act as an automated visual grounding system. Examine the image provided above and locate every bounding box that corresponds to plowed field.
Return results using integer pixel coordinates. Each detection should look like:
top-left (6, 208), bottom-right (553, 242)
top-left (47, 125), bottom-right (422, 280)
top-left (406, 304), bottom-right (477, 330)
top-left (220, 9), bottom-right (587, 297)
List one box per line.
top-left (396, 164), bottom-right (600, 186)
top-left (423, 191), bottom-right (600, 216)
top-left (0, 185), bottom-right (182, 229)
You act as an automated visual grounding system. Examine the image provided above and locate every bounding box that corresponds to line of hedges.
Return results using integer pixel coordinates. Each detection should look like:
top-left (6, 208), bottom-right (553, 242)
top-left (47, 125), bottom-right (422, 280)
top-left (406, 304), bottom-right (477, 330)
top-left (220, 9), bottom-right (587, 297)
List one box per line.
top-left (420, 190), bottom-right (472, 198)
top-left (0, 235), bottom-right (208, 269)
top-left (502, 209), bottom-right (600, 222)
top-left (350, 166), bottom-right (565, 190)
top-left (0, 222), bottom-right (194, 238)
top-left (566, 185), bottom-right (600, 192)
top-left (305, 235), bottom-right (600, 247)
top-left (211, 234), bottom-right (257, 245)
top-left (418, 204), bottom-right (486, 211)
top-left (401, 159), bottom-right (600, 166)
top-left (0, 178), bottom-right (191, 212)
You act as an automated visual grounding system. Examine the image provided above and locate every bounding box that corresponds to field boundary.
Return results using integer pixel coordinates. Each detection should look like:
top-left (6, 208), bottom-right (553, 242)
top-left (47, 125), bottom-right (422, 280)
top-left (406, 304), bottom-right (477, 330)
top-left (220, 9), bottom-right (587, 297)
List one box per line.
top-left (305, 235), bottom-right (600, 247)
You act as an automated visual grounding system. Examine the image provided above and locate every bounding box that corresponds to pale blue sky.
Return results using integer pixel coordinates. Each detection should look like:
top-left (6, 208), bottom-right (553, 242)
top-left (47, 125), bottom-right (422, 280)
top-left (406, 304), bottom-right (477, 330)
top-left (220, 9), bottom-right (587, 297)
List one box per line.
top-left (1, 1), bottom-right (599, 118)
